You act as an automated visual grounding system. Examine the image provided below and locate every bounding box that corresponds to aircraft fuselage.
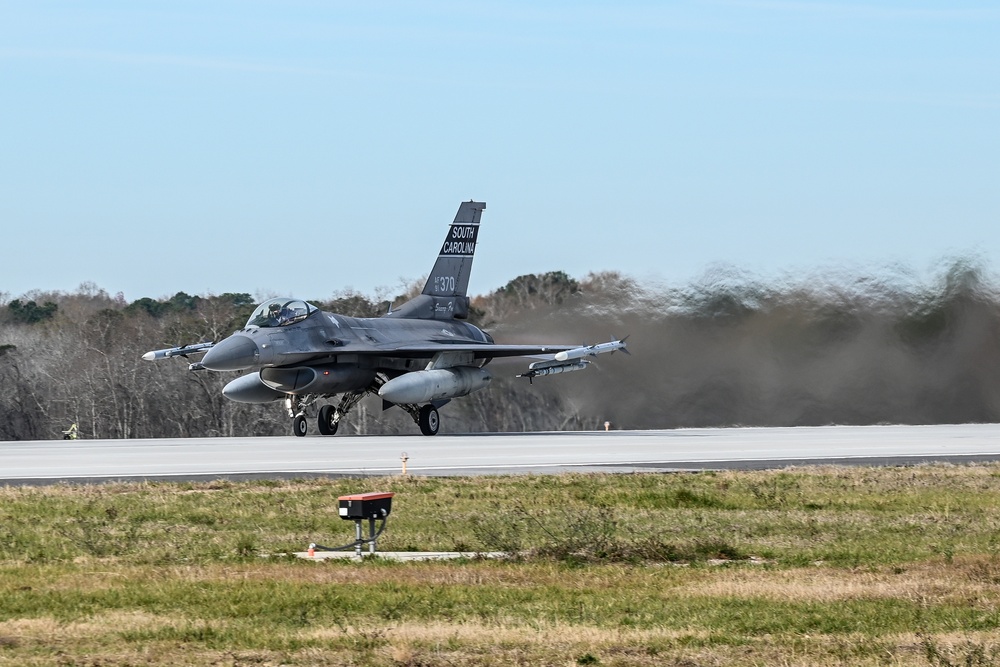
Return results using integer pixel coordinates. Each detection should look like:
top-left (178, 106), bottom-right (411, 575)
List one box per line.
top-left (201, 311), bottom-right (492, 373)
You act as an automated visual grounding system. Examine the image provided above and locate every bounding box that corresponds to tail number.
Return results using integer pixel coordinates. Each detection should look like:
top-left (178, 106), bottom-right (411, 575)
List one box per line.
top-left (433, 276), bottom-right (457, 293)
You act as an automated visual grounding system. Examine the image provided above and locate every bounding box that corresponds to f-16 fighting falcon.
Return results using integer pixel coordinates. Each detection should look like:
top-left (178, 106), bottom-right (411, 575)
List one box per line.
top-left (143, 201), bottom-right (628, 436)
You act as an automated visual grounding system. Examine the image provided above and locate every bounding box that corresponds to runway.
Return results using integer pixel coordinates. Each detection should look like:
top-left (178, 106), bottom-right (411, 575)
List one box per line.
top-left (1, 423), bottom-right (999, 484)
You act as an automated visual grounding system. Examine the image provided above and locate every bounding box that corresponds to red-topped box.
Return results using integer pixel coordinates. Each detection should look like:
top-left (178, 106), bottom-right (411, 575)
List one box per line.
top-left (338, 492), bottom-right (394, 520)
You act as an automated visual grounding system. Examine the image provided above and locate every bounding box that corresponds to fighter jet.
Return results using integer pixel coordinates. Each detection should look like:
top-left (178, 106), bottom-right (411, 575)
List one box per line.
top-left (143, 201), bottom-right (628, 436)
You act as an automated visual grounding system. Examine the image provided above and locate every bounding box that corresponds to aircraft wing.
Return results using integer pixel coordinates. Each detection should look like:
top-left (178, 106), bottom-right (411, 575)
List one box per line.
top-left (385, 342), bottom-right (578, 359)
top-left (380, 339), bottom-right (629, 380)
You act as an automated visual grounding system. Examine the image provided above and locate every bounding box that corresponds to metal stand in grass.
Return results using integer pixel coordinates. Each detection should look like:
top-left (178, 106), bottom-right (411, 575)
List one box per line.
top-left (309, 492), bottom-right (394, 557)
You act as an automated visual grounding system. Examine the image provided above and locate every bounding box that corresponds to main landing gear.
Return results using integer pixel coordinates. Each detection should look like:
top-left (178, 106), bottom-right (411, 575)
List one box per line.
top-left (317, 404), bottom-right (338, 435)
top-left (418, 405), bottom-right (439, 436)
top-left (285, 392), bottom-right (442, 437)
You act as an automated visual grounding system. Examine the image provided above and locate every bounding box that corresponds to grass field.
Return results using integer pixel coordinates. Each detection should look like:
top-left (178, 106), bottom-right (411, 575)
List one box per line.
top-left (3, 465), bottom-right (1000, 665)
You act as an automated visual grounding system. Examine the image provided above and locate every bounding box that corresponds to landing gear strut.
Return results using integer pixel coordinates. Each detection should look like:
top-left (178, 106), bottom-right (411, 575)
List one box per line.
top-left (287, 394), bottom-right (319, 437)
top-left (315, 391), bottom-right (366, 436)
top-left (286, 385), bottom-right (444, 437)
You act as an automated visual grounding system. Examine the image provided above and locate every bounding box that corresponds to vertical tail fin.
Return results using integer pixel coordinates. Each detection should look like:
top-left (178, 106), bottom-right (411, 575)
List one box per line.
top-left (386, 201), bottom-right (486, 320)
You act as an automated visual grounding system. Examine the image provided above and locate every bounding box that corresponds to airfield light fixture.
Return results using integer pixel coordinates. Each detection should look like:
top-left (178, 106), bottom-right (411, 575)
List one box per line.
top-left (339, 492), bottom-right (394, 556)
top-left (306, 492), bottom-right (395, 557)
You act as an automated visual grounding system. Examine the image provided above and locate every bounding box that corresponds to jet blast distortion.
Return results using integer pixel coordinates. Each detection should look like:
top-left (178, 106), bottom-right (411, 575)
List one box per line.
top-left (142, 201), bottom-right (631, 436)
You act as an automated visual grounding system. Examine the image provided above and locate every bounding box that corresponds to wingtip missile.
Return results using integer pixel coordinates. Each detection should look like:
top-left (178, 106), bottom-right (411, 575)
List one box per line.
top-left (142, 341), bottom-right (215, 361)
top-left (553, 338), bottom-right (628, 362)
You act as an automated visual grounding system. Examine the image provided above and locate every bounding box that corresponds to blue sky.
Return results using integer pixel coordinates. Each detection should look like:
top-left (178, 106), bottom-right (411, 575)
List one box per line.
top-left (2, 1), bottom-right (998, 302)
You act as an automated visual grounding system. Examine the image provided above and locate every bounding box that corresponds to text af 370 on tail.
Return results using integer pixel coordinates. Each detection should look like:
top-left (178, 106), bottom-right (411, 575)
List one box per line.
top-left (142, 201), bottom-right (628, 436)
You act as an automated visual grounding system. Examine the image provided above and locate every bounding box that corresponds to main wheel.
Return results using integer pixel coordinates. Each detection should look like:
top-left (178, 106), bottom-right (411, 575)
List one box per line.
top-left (418, 405), bottom-right (440, 436)
top-left (317, 405), bottom-right (339, 436)
top-left (293, 414), bottom-right (308, 437)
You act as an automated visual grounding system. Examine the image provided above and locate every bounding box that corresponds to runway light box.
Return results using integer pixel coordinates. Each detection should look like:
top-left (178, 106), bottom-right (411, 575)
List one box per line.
top-left (338, 492), bottom-right (394, 520)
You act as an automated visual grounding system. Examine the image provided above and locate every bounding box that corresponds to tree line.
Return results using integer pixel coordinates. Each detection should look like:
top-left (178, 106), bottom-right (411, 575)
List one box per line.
top-left (1, 261), bottom-right (999, 441)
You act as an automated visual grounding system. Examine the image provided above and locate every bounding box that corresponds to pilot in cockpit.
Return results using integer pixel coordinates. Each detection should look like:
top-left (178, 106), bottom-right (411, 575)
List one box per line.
top-left (268, 302), bottom-right (284, 325)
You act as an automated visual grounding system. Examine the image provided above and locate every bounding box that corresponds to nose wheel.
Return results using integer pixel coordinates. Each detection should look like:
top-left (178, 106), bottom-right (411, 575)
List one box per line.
top-left (293, 414), bottom-right (308, 437)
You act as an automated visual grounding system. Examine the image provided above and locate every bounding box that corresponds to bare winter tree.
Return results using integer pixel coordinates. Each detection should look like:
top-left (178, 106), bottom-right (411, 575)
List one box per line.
top-left (1, 260), bottom-right (999, 440)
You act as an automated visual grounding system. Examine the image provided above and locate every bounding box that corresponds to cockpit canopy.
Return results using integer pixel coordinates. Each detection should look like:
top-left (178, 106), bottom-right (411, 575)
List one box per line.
top-left (246, 298), bottom-right (317, 328)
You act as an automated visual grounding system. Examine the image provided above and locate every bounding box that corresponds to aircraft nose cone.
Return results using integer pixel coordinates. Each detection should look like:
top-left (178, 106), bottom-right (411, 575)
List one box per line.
top-left (201, 335), bottom-right (260, 371)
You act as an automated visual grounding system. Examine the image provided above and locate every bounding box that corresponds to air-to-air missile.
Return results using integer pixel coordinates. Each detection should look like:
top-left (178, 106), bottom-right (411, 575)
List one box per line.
top-left (141, 342), bottom-right (215, 361)
top-left (518, 361), bottom-right (589, 379)
top-left (553, 338), bottom-right (629, 362)
top-left (518, 338), bottom-right (628, 381)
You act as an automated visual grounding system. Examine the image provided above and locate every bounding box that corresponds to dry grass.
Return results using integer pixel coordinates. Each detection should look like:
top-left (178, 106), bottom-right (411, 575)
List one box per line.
top-left (4, 613), bottom-right (1000, 667)
top-left (679, 555), bottom-right (1000, 607)
top-left (4, 558), bottom-right (1000, 665)
top-left (4, 465), bottom-right (1000, 665)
